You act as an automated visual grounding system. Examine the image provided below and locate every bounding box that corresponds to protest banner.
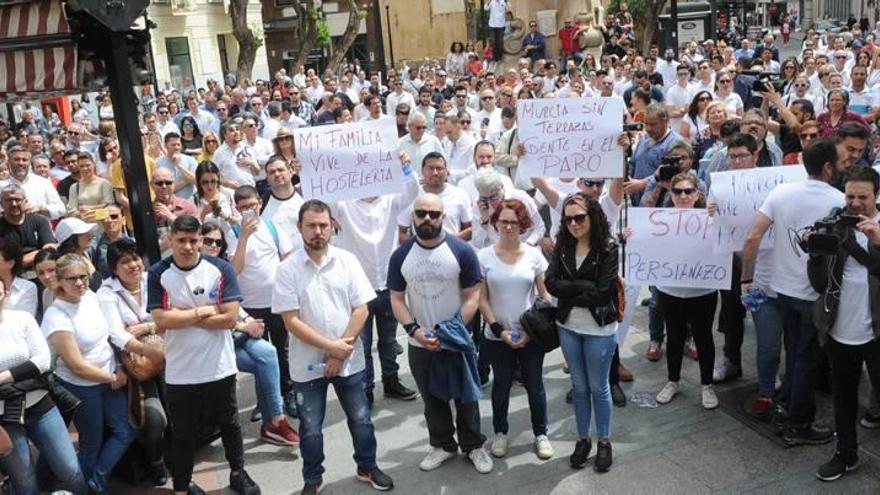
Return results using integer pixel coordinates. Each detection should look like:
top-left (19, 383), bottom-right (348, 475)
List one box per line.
top-left (709, 166), bottom-right (807, 252)
top-left (516, 97), bottom-right (624, 179)
top-left (293, 119), bottom-right (404, 202)
top-left (626, 207), bottom-right (732, 290)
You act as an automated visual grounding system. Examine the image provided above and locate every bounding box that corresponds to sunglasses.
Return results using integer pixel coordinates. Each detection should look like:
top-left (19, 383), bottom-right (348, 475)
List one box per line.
top-left (794, 83), bottom-right (808, 88)
top-left (153, 180), bottom-right (173, 187)
top-left (200, 179), bottom-right (219, 185)
top-left (202, 237), bottom-right (223, 247)
top-left (564, 213), bottom-right (588, 225)
top-left (413, 125), bottom-right (427, 130)
top-left (413, 209), bottom-right (442, 220)
top-left (671, 187), bottom-right (696, 196)
top-left (460, 120), bottom-right (471, 125)
top-left (481, 96), bottom-right (494, 100)
top-left (107, 213), bottom-right (121, 220)
top-left (578, 179), bottom-right (605, 188)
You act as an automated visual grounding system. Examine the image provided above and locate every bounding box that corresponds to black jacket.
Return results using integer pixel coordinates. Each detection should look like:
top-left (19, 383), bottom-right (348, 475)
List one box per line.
top-left (545, 239), bottom-right (619, 327)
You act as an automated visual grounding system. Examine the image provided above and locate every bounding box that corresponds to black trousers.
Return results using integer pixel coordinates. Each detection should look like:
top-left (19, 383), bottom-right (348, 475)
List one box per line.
top-left (491, 27), bottom-right (505, 61)
top-left (826, 336), bottom-right (880, 460)
top-left (166, 375), bottom-right (244, 492)
top-left (244, 307), bottom-right (292, 396)
top-left (659, 291), bottom-right (718, 385)
top-left (717, 254), bottom-right (746, 366)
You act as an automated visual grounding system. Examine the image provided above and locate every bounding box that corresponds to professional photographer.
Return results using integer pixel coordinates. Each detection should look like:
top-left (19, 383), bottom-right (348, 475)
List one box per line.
top-left (741, 138), bottom-right (846, 447)
top-left (639, 141), bottom-right (706, 207)
top-left (620, 104), bottom-right (683, 206)
top-left (807, 168), bottom-right (880, 482)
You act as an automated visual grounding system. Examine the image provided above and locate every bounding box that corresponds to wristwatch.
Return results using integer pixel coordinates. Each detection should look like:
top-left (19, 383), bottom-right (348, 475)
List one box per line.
top-left (403, 321), bottom-right (419, 336)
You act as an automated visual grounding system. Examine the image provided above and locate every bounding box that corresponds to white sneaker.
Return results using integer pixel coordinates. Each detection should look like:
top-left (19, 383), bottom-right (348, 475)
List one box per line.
top-left (656, 381), bottom-right (679, 404)
top-left (467, 447), bottom-right (494, 474)
top-left (702, 385), bottom-right (719, 410)
top-left (490, 433), bottom-right (508, 458)
top-left (418, 447), bottom-right (456, 471)
top-left (535, 434), bottom-right (554, 460)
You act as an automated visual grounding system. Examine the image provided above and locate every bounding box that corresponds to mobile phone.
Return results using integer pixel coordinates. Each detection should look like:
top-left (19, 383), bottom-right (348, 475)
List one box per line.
top-left (481, 118), bottom-right (490, 126)
top-left (92, 207), bottom-right (108, 221)
top-left (242, 209), bottom-right (257, 222)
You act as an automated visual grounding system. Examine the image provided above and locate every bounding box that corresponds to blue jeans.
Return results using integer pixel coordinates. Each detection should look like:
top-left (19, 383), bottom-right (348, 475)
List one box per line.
top-left (751, 296), bottom-right (784, 397)
top-left (58, 380), bottom-right (136, 493)
top-left (559, 328), bottom-right (616, 438)
top-left (236, 336), bottom-right (283, 425)
top-left (361, 289), bottom-right (400, 391)
top-left (484, 339), bottom-right (548, 436)
top-left (294, 370), bottom-right (377, 485)
top-left (776, 294), bottom-right (820, 425)
top-left (0, 406), bottom-right (87, 495)
top-left (648, 286), bottom-right (665, 343)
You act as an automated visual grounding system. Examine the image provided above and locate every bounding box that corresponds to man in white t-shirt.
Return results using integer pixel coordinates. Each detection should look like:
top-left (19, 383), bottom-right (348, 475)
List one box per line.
top-left (156, 133), bottom-right (198, 200)
top-left (666, 66), bottom-right (695, 132)
top-left (272, 200), bottom-right (393, 493)
top-left (147, 215), bottom-right (260, 495)
top-left (741, 138), bottom-right (845, 447)
top-left (399, 114), bottom-right (444, 177)
top-left (807, 167), bottom-right (880, 481)
top-left (213, 122), bottom-right (259, 187)
top-left (231, 185), bottom-right (297, 421)
top-left (260, 155), bottom-right (304, 252)
top-left (442, 113), bottom-right (478, 172)
top-left (388, 193), bottom-right (493, 475)
top-left (397, 152), bottom-right (473, 243)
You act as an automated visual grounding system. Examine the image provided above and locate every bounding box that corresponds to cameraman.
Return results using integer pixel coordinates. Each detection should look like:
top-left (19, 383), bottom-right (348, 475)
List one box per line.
top-left (741, 138), bottom-right (845, 446)
top-left (639, 141), bottom-right (706, 207)
top-left (807, 168), bottom-right (880, 481)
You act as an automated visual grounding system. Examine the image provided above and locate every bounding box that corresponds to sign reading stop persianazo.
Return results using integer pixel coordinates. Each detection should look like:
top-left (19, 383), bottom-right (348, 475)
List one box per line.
top-left (516, 97), bottom-right (625, 179)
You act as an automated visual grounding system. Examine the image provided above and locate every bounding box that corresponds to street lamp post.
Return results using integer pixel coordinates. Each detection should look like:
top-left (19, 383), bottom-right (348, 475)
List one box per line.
top-left (383, 0), bottom-right (394, 68)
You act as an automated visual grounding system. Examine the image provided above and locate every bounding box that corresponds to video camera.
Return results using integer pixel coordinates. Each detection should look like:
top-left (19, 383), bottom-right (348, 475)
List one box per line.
top-left (740, 70), bottom-right (787, 93)
top-left (657, 154), bottom-right (683, 182)
top-left (623, 123), bottom-right (644, 132)
top-left (801, 207), bottom-right (861, 256)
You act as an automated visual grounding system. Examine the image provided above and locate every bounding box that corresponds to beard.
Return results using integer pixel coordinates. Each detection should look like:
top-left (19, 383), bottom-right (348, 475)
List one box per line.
top-left (304, 237), bottom-right (328, 251)
top-left (415, 222), bottom-right (442, 240)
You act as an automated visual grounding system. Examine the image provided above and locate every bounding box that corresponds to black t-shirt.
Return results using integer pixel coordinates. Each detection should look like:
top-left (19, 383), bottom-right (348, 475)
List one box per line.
top-left (0, 214), bottom-right (56, 256)
top-left (57, 175), bottom-right (76, 202)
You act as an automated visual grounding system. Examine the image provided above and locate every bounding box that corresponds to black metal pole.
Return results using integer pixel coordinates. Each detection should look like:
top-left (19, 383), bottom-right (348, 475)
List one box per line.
top-left (385, 4), bottom-right (395, 69)
top-left (709, 0), bottom-right (717, 42)
top-left (670, 0), bottom-right (679, 59)
top-left (144, 13), bottom-right (159, 94)
top-left (372, 1), bottom-right (386, 75)
top-left (104, 31), bottom-right (160, 263)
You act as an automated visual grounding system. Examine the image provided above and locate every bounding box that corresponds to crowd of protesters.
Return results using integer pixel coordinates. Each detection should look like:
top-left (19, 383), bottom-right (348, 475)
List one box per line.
top-left (2, 3), bottom-right (880, 494)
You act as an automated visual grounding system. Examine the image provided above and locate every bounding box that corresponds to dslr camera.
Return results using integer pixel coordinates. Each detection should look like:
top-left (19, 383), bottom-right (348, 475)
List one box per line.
top-left (657, 154), bottom-right (683, 182)
top-left (801, 207), bottom-right (861, 256)
top-left (748, 72), bottom-right (786, 93)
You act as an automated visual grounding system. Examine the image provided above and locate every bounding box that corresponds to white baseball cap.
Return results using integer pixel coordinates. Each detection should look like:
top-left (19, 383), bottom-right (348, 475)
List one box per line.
top-left (55, 217), bottom-right (98, 245)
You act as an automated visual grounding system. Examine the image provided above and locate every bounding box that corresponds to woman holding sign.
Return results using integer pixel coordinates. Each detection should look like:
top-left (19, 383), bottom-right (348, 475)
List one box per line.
top-left (651, 173), bottom-right (720, 410)
top-left (545, 192), bottom-right (619, 472)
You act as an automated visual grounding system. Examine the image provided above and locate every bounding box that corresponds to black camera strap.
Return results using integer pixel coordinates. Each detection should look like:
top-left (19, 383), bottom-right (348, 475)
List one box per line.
top-left (843, 232), bottom-right (873, 268)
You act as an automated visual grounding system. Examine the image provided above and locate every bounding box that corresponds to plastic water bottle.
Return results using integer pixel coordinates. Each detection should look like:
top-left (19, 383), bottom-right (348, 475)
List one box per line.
top-left (307, 363), bottom-right (327, 372)
top-left (509, 331), bottom-right (521, 342)
top-left (423, 330), bottom-right (435, 339)
top-left (740, 287), bottom-right (768, 312)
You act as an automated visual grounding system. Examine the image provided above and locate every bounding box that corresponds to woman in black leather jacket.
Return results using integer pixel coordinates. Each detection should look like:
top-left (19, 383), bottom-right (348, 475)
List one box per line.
top-left (545, 192), bottom-right (619, 473)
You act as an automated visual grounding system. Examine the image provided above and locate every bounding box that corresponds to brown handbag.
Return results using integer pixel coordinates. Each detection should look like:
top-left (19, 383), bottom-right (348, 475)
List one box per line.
top-left (122, 333), bottom-right (165, 382)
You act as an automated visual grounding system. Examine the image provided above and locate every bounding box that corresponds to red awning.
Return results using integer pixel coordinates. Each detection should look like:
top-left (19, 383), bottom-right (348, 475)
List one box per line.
top-left (0, 0), bottom-right (78, 100)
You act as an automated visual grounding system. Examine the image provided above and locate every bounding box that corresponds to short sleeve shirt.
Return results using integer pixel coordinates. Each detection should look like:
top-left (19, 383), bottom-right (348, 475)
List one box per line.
top-left (478, 245), bottom-right (547, 340)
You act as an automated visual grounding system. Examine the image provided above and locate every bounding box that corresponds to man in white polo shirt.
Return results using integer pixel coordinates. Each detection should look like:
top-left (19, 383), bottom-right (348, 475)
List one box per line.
top-left (148, 215), bottom-right (260, 495)
top-left (272, 200), bottom-right (393, 494)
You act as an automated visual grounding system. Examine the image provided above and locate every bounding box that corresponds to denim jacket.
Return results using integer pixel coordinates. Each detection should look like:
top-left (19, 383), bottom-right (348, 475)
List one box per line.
top-left (429, 313), bottom-right (481, 404)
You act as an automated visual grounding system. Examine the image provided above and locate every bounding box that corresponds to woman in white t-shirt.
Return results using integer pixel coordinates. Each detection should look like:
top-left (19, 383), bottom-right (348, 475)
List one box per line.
top-left (194, 161), bottom-right (241, 255)
top-left (545, 192), bottom-right (619, 473)
top-left (478, 198), bottom-right (552, 461)
top-left (34, 248), bottom-right (59, 322)
top-left (42, 254), bottom-right (162, 494)
top-left (714, 70), bottom-right (743, 117)
top-left (647, 174), bottom-right (719, 410)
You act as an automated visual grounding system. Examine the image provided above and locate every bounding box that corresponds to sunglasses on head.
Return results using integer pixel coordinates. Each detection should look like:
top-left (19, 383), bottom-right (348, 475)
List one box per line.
top-left (414, 209), bottom-right (442, 220)
top-left (671, 187), bottom-right (695, 196)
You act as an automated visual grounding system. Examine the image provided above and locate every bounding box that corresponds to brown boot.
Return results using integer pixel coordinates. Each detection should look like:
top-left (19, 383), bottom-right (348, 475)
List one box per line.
top-left (618, 364), bottom-right (634, 382)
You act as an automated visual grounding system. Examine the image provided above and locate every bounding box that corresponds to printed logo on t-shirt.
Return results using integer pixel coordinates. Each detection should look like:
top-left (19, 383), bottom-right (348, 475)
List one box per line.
top-left (192, 285), bottom-right (205, 296)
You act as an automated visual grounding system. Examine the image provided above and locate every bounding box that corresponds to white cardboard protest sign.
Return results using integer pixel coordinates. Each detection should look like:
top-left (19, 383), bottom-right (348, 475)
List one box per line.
top-left (516, 97), bottom-right (624, 179)
top-left (709, 166), bottom-right (807, 252)
top-left (626, 207), bottom-right (732, 290)
top-left (293, 119), bottom-right (404, 202)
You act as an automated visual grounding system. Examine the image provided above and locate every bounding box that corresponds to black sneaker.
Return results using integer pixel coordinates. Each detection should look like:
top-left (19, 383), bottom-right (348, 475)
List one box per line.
top-left (569, 438), bottom-right (591, 469)
top-left (816, 453), bottom-right (859, 481)
top-left (393, 341), bottom-right (404, 355)
top-left (783, 423), bottom-right (834, 446)
top-left (229, 470), bottom-right (260, 495)
top-left (300, 482), bottom-right (322, 495)
top-left (772, 403), bottom-right (790, 436)
top-left (594, 441), bottom-right (613, 473)
top-left (356, 467), bottom-right (394, 491)
top-left (383, 378), bottom-right (417, 401)
top-left (611, 384), bottom-right (627, 408)
top-left (479, 373), bottom-right (490, 389)
top-left (187, 482), bottom-right (207, 495)
top-left (565, 388), bottom-right (573, 404)
top-left (860, 412), bottom-right (880, 429)
top-left (249, 406), bottom-right (262, 423)
top-left (147, 460), bottom-right (168, 487)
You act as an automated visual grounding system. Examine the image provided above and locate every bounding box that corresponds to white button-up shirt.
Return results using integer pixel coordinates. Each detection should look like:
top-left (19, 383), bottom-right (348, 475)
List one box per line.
top-left (0, 173), bottom-right (65, 220)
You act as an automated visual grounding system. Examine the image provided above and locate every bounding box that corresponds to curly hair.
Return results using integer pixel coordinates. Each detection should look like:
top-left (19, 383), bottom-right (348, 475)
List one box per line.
top-left (553, 192), bottom-right (612, 255)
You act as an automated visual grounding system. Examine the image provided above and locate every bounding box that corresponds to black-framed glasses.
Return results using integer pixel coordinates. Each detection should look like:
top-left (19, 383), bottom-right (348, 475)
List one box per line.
top-left (671, 187), bottom-right (696, 196)
top-left (413, 209), bottom-right (442, 220)
top-left (564, 213), bottom-right (588, 225)
top-left (61, 274), bottom-right (90, 283)
top-left (496, 219), bottom-right (520, 228)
